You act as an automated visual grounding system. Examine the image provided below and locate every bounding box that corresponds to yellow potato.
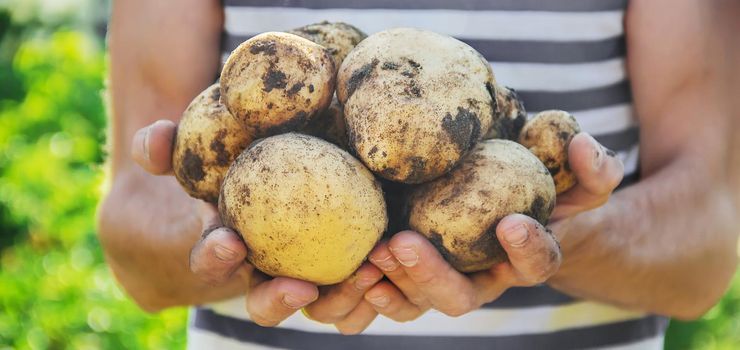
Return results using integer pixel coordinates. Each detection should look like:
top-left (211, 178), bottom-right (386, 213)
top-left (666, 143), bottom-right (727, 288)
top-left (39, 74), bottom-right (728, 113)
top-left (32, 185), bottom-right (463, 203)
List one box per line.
top-left (408, 140), bottom-right (556, 272)
top-left (219, 133), bottom-right (387, 285)
top-left (337, 28), bottom-right (495, 184)
top-left (172, 83), bottom-right (253, 203)
top-left (220, 32), bottom-right (335, 138)
top-left (518, 110), bottom-right (582, 194)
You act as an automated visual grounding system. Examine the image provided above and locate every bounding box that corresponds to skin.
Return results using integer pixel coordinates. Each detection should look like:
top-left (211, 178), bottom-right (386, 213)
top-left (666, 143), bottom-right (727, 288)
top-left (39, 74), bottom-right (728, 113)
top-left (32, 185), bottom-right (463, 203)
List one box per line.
top-left (97, 0), bottom-right (739, 335)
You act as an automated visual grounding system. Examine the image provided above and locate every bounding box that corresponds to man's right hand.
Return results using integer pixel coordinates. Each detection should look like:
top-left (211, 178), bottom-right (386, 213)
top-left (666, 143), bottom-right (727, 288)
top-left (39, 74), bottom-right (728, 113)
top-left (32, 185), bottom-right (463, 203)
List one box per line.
top-left (126, 120), bottom-right (383, 334)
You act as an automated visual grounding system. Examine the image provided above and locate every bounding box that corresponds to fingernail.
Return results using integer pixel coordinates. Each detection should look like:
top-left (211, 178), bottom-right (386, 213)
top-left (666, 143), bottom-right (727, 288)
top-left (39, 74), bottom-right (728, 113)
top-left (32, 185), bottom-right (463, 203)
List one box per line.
top-left (591, 137), bottom-right (604, 171)
top-left (370, 255), bottom-right (399, 272)
top-left (282, 294), bottom-right (311, 309)
top-left (142, 125), bottom-right (152, 162)
top-left (214, 245), bottom-right (237, 261)
top-left (504, 224), bottom-right (529, 247)
top-left (354, 277), bottom-right (376, 290)
top-left (366, 295), bottom-right (390, 308)
top-left (604, 147), bottom-right (617, 157)
top-left (390, 247), bottom-right (419, 267)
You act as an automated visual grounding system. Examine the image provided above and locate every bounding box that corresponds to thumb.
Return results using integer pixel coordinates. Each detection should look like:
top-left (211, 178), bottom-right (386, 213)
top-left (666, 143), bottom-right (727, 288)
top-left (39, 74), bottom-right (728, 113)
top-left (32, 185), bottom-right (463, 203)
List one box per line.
top-left (496, 214), bottom-right (562, 286)
top-left (131, 119), bottom-right (177, 175)
top-left (189, 202), bottom-right (249, 285)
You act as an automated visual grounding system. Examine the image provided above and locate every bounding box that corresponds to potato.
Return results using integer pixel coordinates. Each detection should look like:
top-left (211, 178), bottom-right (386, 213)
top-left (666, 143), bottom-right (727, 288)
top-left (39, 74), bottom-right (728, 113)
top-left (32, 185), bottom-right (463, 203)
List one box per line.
top-left (172, 84), bottom-right (253, 203)
top-left (220, 32), bottom-right (335, 138)
top-left (485, 86), bottom-right (527, 140)
top-left (518, 110), bottom-right (582, 194)
top-left (408, 140), bottom-right (556, 272)
top-left (219, 133), bottom-right (387, 285)
top-left (297, 97), bottom-right (348, 150)
top-left (337, 28), bottom-right (495, 184)
top-left (289, 21), bottom-right (367, 69)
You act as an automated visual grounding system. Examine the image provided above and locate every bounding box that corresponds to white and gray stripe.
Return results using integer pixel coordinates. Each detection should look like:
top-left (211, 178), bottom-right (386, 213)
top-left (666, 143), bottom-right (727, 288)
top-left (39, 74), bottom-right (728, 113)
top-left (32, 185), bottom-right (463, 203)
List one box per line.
top-left (192, 308), bottom-right (667, 350)
top-left (224, 34), bottom-right (626, 64)
top-left (223, 7), bottom-right (624, 41)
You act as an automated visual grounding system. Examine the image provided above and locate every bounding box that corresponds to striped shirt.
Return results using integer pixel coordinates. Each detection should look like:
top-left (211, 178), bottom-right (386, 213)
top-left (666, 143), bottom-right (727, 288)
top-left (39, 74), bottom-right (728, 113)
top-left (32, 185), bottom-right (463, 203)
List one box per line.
top-left (190, 1), bottom-right (664, 349)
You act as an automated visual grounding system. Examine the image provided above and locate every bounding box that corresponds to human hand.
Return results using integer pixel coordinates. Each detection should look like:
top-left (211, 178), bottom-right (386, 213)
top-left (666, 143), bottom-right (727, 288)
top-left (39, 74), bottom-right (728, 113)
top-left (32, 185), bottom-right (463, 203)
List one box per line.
top-left (363, 132), bottom-right (624, 321)
top-left (130, 120), bottom-right (385, 332)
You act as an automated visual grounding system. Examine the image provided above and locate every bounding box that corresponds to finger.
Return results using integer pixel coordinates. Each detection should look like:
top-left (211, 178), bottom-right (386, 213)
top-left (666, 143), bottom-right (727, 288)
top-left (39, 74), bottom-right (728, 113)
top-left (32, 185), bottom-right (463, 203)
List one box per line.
top-left (496, 214), bottom-right (562, 286)
top-left (131, 119), bottom-right (177, 175)
top-left (365, 281), bottom-right (426, 322)
top-left (387, 231), bottom-right (477, 317)
top-left (468, 264), bottom-right (517, 306)
top-left (368, 241), bottom-right (430, 308)
top-left (334, 301), bottom-right (378, 335)
top-left (247, 277), bottom-right (319, 327)
top-left (189, 226), bottom-right (249, 285)
top-left (303, 262), bottom-right (383, 324)
top-left (552, 133), bottom-right (624, 220)
top-left (198, 201), bottom-right (223, 228)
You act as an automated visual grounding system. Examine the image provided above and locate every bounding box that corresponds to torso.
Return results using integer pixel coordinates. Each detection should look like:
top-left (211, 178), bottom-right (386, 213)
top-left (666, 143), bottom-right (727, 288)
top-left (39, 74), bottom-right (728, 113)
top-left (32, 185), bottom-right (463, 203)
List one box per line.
top-left (189, 1), bottom-right (662, 349)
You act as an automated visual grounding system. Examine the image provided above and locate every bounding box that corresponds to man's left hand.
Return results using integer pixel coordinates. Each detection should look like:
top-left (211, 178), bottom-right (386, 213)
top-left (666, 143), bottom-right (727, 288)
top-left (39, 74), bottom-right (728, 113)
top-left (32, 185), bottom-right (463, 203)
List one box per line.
top-left (363, 133), bottom-right (624, 322)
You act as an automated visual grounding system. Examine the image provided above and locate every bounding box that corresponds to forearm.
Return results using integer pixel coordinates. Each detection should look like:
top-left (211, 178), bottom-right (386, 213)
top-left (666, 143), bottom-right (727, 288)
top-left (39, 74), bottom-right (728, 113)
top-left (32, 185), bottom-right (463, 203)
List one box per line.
top-left (550, 153), bottom-right (738, 319)
top-left (107, 0), bottom-right (223, 174)
top-left (98, 168), bottom-right (247, 311)
top-left (97, 0), bottom-right (233, 311)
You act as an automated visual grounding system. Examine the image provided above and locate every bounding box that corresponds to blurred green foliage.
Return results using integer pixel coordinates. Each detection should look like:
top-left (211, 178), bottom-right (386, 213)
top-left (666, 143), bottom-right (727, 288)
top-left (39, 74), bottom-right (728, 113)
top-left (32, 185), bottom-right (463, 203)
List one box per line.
top-left (0, 1), bottom-right (186, 349)
top-left (0, 0), bottom-right (737, 349)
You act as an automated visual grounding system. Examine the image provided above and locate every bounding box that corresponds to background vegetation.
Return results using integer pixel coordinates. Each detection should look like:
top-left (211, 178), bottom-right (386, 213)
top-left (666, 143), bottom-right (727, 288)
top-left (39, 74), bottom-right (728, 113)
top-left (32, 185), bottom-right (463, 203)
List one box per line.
top-left (0, 0), bottom-right (737, 349)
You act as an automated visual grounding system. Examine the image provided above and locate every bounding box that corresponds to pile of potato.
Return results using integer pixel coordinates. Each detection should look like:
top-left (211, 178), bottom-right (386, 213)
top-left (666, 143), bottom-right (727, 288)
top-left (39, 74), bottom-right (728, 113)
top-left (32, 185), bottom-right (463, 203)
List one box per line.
top-left (172, 22), bottom-right (581, 284)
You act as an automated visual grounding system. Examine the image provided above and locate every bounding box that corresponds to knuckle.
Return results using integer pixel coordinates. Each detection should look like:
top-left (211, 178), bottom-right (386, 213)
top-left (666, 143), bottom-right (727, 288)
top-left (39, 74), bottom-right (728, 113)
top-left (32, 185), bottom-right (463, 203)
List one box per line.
top-left (542, 262), bottom-right (561, 281)
top-left (389, 310), bottom-right (423, 323)
top-left (607, 171), bottom-right (624, 191)
top-left (334, 320), bottom-right (368, 335)
top-left (407, 296), bottom-right (429, 308)
top-left (336, 323), bottom-right (364, 335)
top-left (442, 305), bottom-right (468, 318)
top-left (199, 273), bottom-right (228, 285)
top-left (528, 272), bottom-right (549, 285)
top-left (250, 314), bottom-right (280, 327)
top-left (441, 296), bottom-right (475, 317)
top-left (412, 261), bottom-right (459, 289)
top-left (306, 308), bottom-right (344, 324)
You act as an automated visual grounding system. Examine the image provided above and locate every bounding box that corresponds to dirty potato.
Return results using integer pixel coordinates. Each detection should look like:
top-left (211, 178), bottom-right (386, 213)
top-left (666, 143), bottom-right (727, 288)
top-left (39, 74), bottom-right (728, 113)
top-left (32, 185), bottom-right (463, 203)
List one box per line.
top-left (518, 110), bottom-right (582, 194)
top-left (172, 84), bottom-right (254, 203)
top-left (289, 21), bottom-right (367, 69)
top-left (298, 97), bottom-right (348, 150)
top-left (485, 86), bottom-right (527, 140)
top-left (219, 133), bottom-right (387, 285)
top-left (408, 139), bottom-right (556, 273)
top-left (220, 32), bottom-right (335, 138)
top-left (337, 28), bottom-right (496, 184)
